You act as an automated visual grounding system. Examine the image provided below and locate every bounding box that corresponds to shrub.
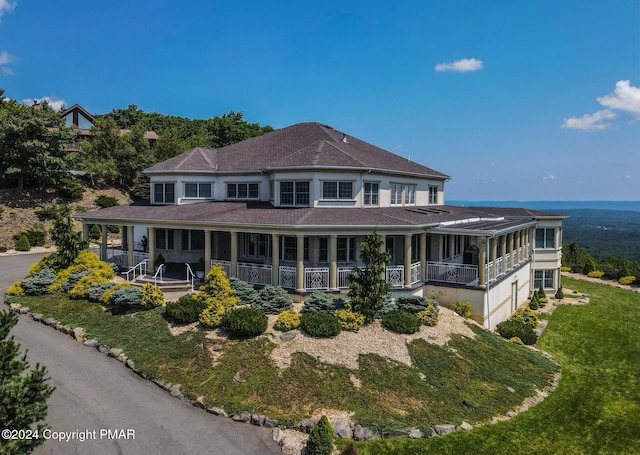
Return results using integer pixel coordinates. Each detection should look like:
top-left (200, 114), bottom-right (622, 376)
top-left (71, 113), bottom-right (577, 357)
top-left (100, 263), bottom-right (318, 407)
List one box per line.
top-left (199, 299), bottom-right (226, 328)
top-left (35, 204), bottom-right (63, 221)
top-left (85, 282), bottom-right (116, 302)
top-left (306, 415), bottom-right (334, 455)
top-left (99, 283), bottom-right (131, 304)
top-left (95, 195), bottom-right (119, 208)
top-left (496, 319), bottom-right (538, 345)
top-left (587, 271), bottom-right (604, 278)
top-left (164, 295), bottom-right (207, 324)
top-left (199, 265), bottom-right (238, 310)
top-left (229, 278), bottom-right (259, 305)
top-left (254, 285), bottom-right (293, 315)
top-left (54, 251), bottom-right (115, 296)
top-left (416, 301), bottom-right (439, 326)
top-left (106, 225), bottom-right (120, 234)
top-left (509, 337), bottom-right (524, 345)
top-left (537, 285), bottom-right (546, 299)
top-left (618, 275), bottom-right (636, 285)
top-left (452, 301), bottom-right (472, 318)
top-left (57, 177), bottom-right (85, 200)
top-left (341, 443), bottom-right (360, 455)
top-left (13, 224), bottom-right (47, 247)
top-left (583, 258), bottom-right (597, 275)
top-left (529, 292), bottom-right (539, 310)
top-left (539, 297), bottom-right (548, 304)
top-left (334, 307), bottom-right (365, 332)
top-left (7, 281), bottom-right (24, 296)
top-left (274, 308), bottom-right (301, 331)
top-left (381, 310), bottom-right (421, 334)
top-left (221, 306), bottom-right (268, 338)
top-left (302, 292), bottom-right (345, 314)
top-left (395, 295), bottom-right (439, 314)
top-left (560, 266), bottom-right (571, 272)
top-left (89, 224), bottom-right (102, 241)
top-left (108, 286), bottom-right (142, 306)
top-left (511, 306), bottom-right (540, 328)
top-left (140, 283), bottom-right (164, 309)
top-left (300, 312), bottom-right (342, 338)
top-left (555, 286), bottom-right (564, 299)
top-left (376, 294), bottom-right (396, 316)
top-left (15, 234), bottom-right (31, 252)
top-left (21, 269), bottom-right (56, 295)
top-left (61, 270), bottom-right (91, 292)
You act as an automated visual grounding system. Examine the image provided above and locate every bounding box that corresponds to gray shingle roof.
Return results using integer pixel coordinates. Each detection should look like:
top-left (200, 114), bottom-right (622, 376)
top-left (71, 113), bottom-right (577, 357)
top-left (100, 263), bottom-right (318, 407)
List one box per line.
top-left (145, 122), bottom-right (449, 178)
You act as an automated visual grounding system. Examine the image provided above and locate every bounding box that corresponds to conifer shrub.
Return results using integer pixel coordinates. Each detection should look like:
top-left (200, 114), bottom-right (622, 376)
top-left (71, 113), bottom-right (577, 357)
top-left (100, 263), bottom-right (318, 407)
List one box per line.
top-left (511, 306), bottom-right (540, 328)
top-left (529, 292), bottom-right (540, 310)
top-left (306, 415), bottom-right (334, 455)
top-left (341, 443), bottom-right (360, 455)
top-left (583, 258), bottom-right (597, 275)
top-left (496, 319), bottom-right (538, 345)
top-left (452, 301), bottom-right (472, 318)
top-left (509, 337), bottom-right (524, 345)
top-left (376, 294), bottom-right (396, 316)
top-left (35, 204), bottom-right (64, 221)
top-left (13, 224), bottom-right (47, 247)
top-left (587, 271), bottom-right (604, 278)
top-left (381, 310), bottom-right (421, 334)
top-left (199, 265), bottom-right (238, 310)
top-left (229, 278), bottom-right (260, 305)
top-left (537, 285), bottom-right (546, 299)
top-left (85, 282), bottom-right (116, 302)
top-left (57, 176), bottom-right (85, 200)
top-left (300, 312), bottom-right (342, 338)
top-left (274, 308), bottom-right (301, 331)
top-left (416, 301), bottom-right (440, 326)
top-left (99, 283), bottom-right (131, 304)
top-left (61, 271), bottom-right (91, 292)
top-left (254, 285), bottom-right (293, 314)
top-left (334, 307), bottom-right (365, 331)
top-left (95, 195), bottom-right (119, 208)
top-left (618, 275), bottom-right (636, 285)
top-left (555, 286), bottom-right (564, 299)
top-left (15, 234), bottom-right (31, 252)
top-left (302, 292), bottom-right (346, 314)
top-left (140, 283), bottom-right (164, 309)
top-left (221, 306), bottom-right (268, 338)
top-left (108, 286), bottom-right (142, 306)
top-left (21, 269), bottom-right (56, 295)
top-left (89, 224), bottom-right (102, 241)
top-left (164, 295), bottom-right (207, 324)
top-left (395, 295), bottom-right (435, 314)
top-left (199, 299), bottom-right (226, 328)
top-left (7, 281), bottom-right (24, 296)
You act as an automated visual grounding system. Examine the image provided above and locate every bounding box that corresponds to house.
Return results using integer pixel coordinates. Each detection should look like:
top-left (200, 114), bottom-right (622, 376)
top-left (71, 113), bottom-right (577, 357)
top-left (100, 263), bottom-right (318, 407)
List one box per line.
top-left (77, 122), bottom-right (565, 329)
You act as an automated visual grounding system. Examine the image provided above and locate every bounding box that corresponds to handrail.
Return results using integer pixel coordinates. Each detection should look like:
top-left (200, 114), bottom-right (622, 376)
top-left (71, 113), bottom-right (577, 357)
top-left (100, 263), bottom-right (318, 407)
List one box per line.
top-left (125, 259), bottom-right (148, 282)
top-left (185, 263), bottom-right (195, 293)
top-left (153, 264), bottom-right (165, 286)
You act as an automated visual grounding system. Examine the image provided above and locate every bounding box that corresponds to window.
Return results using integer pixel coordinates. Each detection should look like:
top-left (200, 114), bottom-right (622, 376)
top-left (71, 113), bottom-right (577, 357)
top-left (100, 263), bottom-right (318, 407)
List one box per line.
top-left (319, 238), bottom-right (328, 262)
top-left (184, 183), bottom-right (212, 199)
top-left (535, 228), bottom-right (555, 249)
top-left (337, 237), bottom-right (356, 262)
top-left (242, 233), bottom-right (270, 259)
top-left (454, 235), bottom-right (463, 256)
top-left (155, 229), bottom-right (174, 250)
top-left (322, 181), bottom-right (353, 200)
top-left (153, 183), bottom-right (175, 204)
top-left (363, 182), bottom-right (379, 206)
top-left (227, 183), bottom-right (259, 200)
top-left (534, 270), bottom-right (555, 289)
top-left (429, 186), bottom-right (438, 204)
top-left (282, 237), bottom-right (309, 261)
top-left (391, 183), bottom-right (416, 206)
top-left (181, 230), bottom-right (205, 250)
top-left (411, 234), bottom-right (420, 262)
top-left (441, 235), bottom-right (450, 260)
top-left (280, 181), bottom-right (309, 206)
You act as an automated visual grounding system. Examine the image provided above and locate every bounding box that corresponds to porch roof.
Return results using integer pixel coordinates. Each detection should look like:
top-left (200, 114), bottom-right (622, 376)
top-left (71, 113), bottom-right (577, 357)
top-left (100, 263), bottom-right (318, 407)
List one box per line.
top-left (77, 202), bottom-right (560, 232)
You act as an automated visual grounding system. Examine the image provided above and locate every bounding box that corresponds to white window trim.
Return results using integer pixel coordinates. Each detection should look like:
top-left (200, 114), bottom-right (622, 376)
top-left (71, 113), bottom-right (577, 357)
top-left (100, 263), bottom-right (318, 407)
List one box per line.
top-left (226, 182), bottom-right (260, 200)
top-left (390, 182), bottom-right (416, 207)
top-left (183, 182), bottom-right (213, 200)
top-left (321, 180), bottom-right (354, 201)
top-left (363, 181), bottom-right (380, 207)
top-left (153, 182), bottom-right (176, 205)
top-left (279, 181), bottom-right (310, 207)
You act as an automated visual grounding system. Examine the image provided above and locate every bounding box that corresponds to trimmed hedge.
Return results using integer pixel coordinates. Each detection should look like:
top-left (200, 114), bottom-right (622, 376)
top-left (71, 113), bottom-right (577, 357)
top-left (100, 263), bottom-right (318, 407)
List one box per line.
top-left (164, 295), bottom-right (207, 324)
top-left (221, 306), bottom-right (268, 338)
top-left (300, 312), bottom-right (342, 338)
top-left (381, 310), bottom-right (421, 334)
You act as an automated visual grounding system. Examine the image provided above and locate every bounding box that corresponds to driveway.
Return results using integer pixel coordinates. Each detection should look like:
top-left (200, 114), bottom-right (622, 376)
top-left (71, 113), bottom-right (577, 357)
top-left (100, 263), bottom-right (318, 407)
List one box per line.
top-left (1, 253), bottom-right (281, 455)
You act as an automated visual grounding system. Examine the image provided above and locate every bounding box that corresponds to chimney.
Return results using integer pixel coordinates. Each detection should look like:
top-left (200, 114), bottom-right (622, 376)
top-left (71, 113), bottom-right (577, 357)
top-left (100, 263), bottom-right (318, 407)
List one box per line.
top-left (342, 133), bottom-right (348, 143)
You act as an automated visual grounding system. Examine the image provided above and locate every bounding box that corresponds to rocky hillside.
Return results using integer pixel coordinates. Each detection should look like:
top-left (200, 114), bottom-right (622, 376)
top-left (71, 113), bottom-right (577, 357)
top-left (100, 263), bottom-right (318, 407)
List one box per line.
top-left (0, 186), bottom-right (132, 252)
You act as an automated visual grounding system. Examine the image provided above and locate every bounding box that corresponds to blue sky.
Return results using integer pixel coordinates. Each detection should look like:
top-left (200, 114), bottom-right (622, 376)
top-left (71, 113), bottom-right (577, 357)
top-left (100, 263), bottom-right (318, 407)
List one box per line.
top-left (1, 0), bottom-right (638, 201)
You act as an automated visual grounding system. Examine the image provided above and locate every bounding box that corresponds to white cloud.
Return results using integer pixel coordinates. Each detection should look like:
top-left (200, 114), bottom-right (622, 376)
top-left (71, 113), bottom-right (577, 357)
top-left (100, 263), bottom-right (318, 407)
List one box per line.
top-left (0, 0), bottom-right (16, 23)
top-left (23, 96), bottom-right (66, 111)
top-left (542, 174), bottom-right (557, 180)
top-left (0, 50), bottom-right (13, 64)
top-left (1, 66), bottom-right (14, 75)
top-left (597, 80), bottom-right (640, 116)
top-left (435, 58), bottom-right (483, 73)
top-left (561, 109), bottom-right (616, 130)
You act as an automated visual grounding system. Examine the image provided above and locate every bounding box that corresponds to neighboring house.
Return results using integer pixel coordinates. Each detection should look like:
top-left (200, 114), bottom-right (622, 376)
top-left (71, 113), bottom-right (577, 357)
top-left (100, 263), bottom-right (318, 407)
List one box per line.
top-left (78, 122), bottom-right (565, 329)
top-left (43, 102), bottom-right (158, 151)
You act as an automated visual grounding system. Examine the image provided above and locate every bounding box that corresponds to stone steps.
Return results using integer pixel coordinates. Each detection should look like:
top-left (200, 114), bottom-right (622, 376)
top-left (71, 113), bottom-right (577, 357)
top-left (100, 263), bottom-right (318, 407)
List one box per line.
top-left (129, 275), bottom-right (197, 292)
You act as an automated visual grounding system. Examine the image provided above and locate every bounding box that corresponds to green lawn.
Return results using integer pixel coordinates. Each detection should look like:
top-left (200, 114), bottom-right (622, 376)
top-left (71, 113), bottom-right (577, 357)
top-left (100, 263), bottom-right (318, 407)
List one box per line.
top-left (348, 277), bottom-right (640, 454)
top-left (6, 292), bottom-right (557, 434)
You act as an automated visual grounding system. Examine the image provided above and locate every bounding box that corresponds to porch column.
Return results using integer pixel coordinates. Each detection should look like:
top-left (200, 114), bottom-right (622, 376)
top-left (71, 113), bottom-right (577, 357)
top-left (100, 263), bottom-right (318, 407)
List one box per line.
top-left (523, 229), bottom-right (529, 259)
top-left (420, 232), bottom-right (427, 281)
top-left (329, 235), bottom-right (338, 291)
top-left (515, 231), bottom-right (521, 263)
top-left (508, 232), bottom-right (514, 267)
top-left (500, 235), bottom-right (507, 274)
top-left (148, 227), bottom-right (155, 269)
top-left (127, 225), bottom-right (134, 267)
top-left (404, 234), bottom-right (412, 287)
top-left (379, 233), bottom-right (387, 280)
top-left (296, 234), bottom-right (305, 292)
top-left (101, 224), bottom-right (108, 262)
top-left (82, 223), bottom-right (90, 243)
top-left (204, 230), bottom-right (211, 274)
top-left (271, 234), bottom-right (280, 286)
top-left (490, 237), bottom-right (497, 281)
top-left (230, 231), bottom-right (238, 278)
top-left (478, 237), bottom-right (487, 288)
top-left (212, 231), bottom-right (218, 261)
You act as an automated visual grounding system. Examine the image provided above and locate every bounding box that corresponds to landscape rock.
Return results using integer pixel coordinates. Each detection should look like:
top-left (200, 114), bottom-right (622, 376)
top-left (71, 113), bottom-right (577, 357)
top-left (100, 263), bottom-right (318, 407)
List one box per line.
top-left (9, 303), bottom-right (21, 312)
top-left (383, 429), bottom-right (411, 438)
top-left (264, 417), bottom-right (278, 428)
top-left (279, 332), bottom-right (297, 342)
top-left (206, 407), bottom-right (227, 417)
top-left (458, 422), bottom-right (473, 431)
top-left (251, 414), bottom-right (266, 426)
top-left (233, 372), bottom-right (246, 383)
top-left (98, 345), bottom-right (110, 354)
top-left (71, 327), bottom-right (85, 342)
top-left (433, 424), bottom-right (456, 435)
top-left (125, 359), bottom-right (136, 370)
top-left (332, 420), bottom-right (352, 439)
top-left (83, 339), bottom-right (98, 347)
top-left (108, 348), bottom-right (123, 358)
top-left (212, 343), bottom-right (224, 351)
top-left (169, 384), bottom-right (183, 397)
top-left (231, 412), bottom-right (251, 423)
top-left (18, 306), bottom-right (29, 314)
top-left (408, 428), bottom-right (423, 439)
top-left (353, 425), bottom-right (376, 441)
top-left (153, 379), bottom-right (171, 390)
top-left (193, 396), bottom-right (206, 409)
top-left (272, 428), bottom-right (284, 445)
top-left (31, 313), bottom-right (42, 322)
top-left (507, 386), bottom-right (515, 393)
top-left (298, 417), bottom-right (318, 433)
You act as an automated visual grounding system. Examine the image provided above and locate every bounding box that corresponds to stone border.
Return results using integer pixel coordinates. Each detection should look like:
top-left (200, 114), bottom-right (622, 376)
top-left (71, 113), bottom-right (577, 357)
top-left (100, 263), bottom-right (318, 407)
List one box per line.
top-left (4, 298), bottom-right (562, 454)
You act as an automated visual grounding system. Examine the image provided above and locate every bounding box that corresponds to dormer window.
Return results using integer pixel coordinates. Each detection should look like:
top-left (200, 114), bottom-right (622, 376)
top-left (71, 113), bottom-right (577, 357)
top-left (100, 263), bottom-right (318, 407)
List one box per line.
top-left (429, 185), bottom-right (438, 204)
top-left (184, 183), bottom-right (212, 199)
top-left (322, 181), bottom-right (353, 200)
top-left (391, 183), bottom-right (416, 206)
top-left (280, 181), bottom-right (309, 206)
top-left (227, 183), bottom-right (259, 200)
top-left (153, 183), bottom-right (175, 204)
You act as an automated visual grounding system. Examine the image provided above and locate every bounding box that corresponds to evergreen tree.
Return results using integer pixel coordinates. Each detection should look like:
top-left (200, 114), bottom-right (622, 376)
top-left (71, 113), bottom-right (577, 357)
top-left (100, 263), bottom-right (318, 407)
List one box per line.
top-left (306, 415), bottom-right (334, 455)
top-left (0, 310), bottom-right (55, 454)
top-left (50, 206), bottom-right (87, 269)
top-left (348, 231), bottom-right (391, 323)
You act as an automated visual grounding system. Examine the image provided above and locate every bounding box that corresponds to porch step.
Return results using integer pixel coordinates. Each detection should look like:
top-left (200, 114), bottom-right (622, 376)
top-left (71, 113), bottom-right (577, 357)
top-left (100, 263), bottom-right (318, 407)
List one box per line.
top-left (129, 275), bottom-right (196, 292)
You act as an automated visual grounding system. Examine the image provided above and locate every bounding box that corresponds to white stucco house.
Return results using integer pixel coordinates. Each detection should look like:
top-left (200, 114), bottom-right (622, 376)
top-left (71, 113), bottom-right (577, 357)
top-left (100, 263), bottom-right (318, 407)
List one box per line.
top-left (78, 122), bottom-right (565, 329)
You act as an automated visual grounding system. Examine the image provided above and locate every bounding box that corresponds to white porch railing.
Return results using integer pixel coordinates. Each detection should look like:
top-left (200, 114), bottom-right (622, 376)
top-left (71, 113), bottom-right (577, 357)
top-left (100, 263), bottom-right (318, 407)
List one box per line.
top-left (495, 257), bottom-right (504, 276)
top-left (386, 265), bottom-right (404, 288)
top-left (337, 267), bottom-right (354, 289)
top-left (134, 252), bottom-right (149, 265)
top-left (426, 261), bottom-right (478, 285)
top-left (125, 259), bottom-right (148, 282)
top-left (211, 260), bottom-right (231, 277)
top-left (237, 262), bottom-right (272, 286)
top-left (505, 252), bottom-right (511, 270)
top-left (279, 266), bottom-right (296, 289)
top-left (304, 267), bottom-right (329, 290)
top-left (410, 261), bottom-right (421, 285)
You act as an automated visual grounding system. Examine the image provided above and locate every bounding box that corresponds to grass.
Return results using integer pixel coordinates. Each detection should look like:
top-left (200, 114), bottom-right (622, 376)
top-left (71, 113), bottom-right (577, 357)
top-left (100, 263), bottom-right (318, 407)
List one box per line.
top-left (8, 292), bottom-right (558, 434)
top-left (345, 277), bottom-right (640, 454)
